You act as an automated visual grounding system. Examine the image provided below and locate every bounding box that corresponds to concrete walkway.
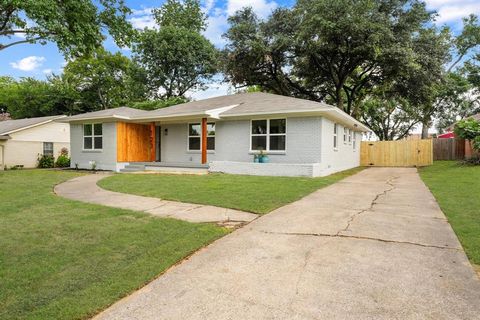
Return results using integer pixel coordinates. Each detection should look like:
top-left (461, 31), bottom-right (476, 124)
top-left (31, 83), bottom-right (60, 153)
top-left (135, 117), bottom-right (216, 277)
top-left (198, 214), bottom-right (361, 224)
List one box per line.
top-left (54, 173), bottom-right (257, 225)
top-left (93, 168), bottom-right (480, 320)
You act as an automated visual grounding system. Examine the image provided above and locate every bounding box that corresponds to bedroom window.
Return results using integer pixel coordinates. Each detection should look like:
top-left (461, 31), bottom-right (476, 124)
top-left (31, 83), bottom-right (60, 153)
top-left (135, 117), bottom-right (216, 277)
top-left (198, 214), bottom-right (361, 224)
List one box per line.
top-left (188, 123), bottom-right (215, 151)
top-left (251, 119), bottom-right (286, 152)
top-left (83, 123), bottom-right (103, 150)
top-left (333, 123), bottom-right (338, 150)
top-left (43, 142), bottom-right (53, 156)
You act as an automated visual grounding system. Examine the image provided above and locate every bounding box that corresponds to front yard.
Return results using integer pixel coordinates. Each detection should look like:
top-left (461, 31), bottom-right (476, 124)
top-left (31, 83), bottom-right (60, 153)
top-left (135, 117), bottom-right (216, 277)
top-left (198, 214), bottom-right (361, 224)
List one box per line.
top-left (419, 161), bottom-right (480, 268)
top-left (0, 170), bottom-right (227, 320)
top-left (98, 168), bottom-right (363, 214)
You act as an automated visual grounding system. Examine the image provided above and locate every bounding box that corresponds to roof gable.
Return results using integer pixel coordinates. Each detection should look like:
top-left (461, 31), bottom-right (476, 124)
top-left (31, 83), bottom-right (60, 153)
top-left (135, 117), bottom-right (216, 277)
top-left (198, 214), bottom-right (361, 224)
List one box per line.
top-left (0, 115), bottom-right (66, 136)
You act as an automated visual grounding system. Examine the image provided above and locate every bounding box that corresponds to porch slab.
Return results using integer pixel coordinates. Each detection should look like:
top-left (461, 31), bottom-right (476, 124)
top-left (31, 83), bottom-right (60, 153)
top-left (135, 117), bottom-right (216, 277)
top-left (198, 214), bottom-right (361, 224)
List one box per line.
top-left (54, 173), bottom-right (257, 225)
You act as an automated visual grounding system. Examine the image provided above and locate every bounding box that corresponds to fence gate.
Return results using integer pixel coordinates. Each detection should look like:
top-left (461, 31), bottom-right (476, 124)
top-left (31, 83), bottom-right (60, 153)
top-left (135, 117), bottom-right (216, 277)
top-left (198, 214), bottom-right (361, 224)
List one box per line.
top-left (360, 140), bottom-right (433, 167)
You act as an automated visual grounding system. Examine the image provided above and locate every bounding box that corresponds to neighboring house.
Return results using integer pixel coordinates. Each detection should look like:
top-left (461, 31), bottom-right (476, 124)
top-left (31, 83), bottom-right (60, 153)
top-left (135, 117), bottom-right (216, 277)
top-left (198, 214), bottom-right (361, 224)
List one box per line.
top-left (62, 93), bottom-right (370, 177)
top-left (0, 115), bottom-right (70, 169)
top-left (438, 113), bottom-right (480, 158)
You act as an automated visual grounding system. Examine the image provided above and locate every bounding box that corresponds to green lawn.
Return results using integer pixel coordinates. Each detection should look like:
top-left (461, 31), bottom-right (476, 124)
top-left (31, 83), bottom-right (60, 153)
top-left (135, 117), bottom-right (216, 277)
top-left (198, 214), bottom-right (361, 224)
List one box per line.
top-left (0, 170), bottom-right (228, 320)
top-left (419, 161), bottom-right (480, 266)
top-left (98, 168), bottom-right (363, 214)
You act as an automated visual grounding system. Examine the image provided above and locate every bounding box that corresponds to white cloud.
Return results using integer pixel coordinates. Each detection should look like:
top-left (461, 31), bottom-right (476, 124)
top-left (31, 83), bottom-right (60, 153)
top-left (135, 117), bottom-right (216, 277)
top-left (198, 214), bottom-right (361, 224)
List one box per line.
top-left (10, 56), bottom-right (45, 71)
top-left (188, 80), bottom-right (233, 100)
top-left (129, 7), bottom-right (157, 30)
top-left (425, 0), bottom-right (480, 23)
top-left (42, 68), bottom-right (53, 74)
top-left (227, 0), bottom-right (277, 19)
top-left (204, 12), bottom-right (229, 47)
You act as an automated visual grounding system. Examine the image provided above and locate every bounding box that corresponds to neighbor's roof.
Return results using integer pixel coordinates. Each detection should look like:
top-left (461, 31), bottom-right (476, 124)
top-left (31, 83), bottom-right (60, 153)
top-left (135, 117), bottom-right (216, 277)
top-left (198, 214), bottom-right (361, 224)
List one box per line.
top-left (61, 93), bottom-right (370, 131)
top-left (0, 115), bottom-right (66, 136)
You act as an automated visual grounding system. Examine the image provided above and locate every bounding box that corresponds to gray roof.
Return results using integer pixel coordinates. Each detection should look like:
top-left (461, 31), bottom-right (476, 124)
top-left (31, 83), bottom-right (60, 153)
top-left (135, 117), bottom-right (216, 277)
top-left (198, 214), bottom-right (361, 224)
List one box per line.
top-left (0, 115), bottom-right (66, 135)
top-left (62, 107), bottom-right (149, 121)
top-left (61, 93), bottom-right (370, 131)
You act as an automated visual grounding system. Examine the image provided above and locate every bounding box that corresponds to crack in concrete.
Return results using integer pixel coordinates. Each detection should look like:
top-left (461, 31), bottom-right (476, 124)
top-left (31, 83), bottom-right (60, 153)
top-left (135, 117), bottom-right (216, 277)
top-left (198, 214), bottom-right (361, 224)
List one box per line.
top-left (259, 230), bottom-right (460, 251)
top-left (336, 176), bottom-right (398, 235)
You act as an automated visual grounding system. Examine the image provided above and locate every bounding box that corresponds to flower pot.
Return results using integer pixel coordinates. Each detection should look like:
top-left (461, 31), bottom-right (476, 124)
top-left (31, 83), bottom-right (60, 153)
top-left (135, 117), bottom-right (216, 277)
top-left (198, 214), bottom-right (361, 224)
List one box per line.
top-left (259, 155), bottom-right (269, 163)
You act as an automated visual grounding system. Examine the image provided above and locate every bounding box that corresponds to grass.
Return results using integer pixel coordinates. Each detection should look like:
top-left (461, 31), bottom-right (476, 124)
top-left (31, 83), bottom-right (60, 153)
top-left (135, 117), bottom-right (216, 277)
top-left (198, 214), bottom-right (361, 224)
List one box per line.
top-left (98, 168), bottom-right (363, 214)
top-left (419, 161), bottom-right (480, 266)
top-left (0, 170), bottom-right (228, 320)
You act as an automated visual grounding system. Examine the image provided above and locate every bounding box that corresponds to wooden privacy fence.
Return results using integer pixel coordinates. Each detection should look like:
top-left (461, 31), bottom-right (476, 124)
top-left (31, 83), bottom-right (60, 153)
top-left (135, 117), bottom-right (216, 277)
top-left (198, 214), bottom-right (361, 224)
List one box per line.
top-left (360, 139), bottom-right (433, 167)
top-left (432, 138), bottom-right (465, 160)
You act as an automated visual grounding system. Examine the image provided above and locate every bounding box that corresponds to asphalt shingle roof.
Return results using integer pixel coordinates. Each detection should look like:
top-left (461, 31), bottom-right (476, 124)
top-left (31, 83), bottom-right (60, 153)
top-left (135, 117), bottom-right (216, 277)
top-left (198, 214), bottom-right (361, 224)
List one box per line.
top-left (0, 115), bottom-right (65, 135)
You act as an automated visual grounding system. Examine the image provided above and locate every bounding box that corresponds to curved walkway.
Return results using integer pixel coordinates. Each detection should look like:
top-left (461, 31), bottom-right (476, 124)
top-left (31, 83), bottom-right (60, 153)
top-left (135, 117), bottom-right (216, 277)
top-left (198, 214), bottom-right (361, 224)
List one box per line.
top-left (54, 173), bottom-right (257, 225)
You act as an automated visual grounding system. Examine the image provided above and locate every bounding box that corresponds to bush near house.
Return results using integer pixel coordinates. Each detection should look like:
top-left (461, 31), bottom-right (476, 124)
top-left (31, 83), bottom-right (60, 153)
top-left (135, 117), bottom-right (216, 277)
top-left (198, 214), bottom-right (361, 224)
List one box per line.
top-left (55, 147), bottom-right (71, 168)
top-left (37, 154), bottom-right (54, 168)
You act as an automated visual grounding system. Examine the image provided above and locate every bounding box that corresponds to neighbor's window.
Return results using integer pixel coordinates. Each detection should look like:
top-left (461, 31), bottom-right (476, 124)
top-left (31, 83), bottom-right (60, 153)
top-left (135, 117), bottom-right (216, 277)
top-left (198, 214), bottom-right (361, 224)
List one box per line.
top-left (333, 123), bottom-right (338, 150)
top-left (343, 127), bottom-right (347, 144)
top-left (43, 142), bottom-right (53, 156)
top-left (188, 123), bottom-right (215, 151)
top-left (83, 123), bottom-right (103, 150)
top-left (251, 119), bottom-right (286, 151)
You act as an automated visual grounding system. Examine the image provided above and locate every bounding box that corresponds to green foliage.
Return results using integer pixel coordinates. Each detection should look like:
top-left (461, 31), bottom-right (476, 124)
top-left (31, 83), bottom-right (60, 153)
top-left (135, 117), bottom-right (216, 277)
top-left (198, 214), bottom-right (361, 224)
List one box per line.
top-left (454, 118), bottom-right (480, 152)
top-left (55, 148), bottom-right (71, 168)
top-left (63, 49), bottom-right (148, 110)
top-left (133, 0), bottom-right (218, 99)
top-left (0, 170), bottom-right (226, 319)
top-left (37, 154), bottom-right (54, 168)
top-left (222, 0), bottom-right (437, 115)
top-left (130, 96), bottom-right (189, 110)
top-left (0, 0), bottom-right (134, 57)
top-left (153, 0), bottom-right (206, 32)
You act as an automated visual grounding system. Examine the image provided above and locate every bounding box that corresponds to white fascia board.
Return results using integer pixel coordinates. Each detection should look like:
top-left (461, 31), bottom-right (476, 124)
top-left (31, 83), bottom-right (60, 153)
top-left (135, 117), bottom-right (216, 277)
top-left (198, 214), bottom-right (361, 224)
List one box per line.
top-left (60, 115), bottom-right (131, 123)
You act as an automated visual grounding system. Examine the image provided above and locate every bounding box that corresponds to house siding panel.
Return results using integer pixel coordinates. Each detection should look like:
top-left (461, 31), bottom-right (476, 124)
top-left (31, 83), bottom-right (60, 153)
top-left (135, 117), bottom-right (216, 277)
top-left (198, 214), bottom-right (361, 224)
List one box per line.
top-left (70, 122), bottom-right (117, 171)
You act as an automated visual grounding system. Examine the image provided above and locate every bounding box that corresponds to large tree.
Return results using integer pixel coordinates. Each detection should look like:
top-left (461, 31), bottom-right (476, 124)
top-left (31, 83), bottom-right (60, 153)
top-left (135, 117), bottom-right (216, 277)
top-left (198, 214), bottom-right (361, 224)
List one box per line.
top-left (222, 0), bottom-right (434, 116)
top-left (0, 0), bottom-right (134, 57)
top-left (133, 0), bottom-right (218, 99)
top-left (64, 49), bottom-right (148, 110)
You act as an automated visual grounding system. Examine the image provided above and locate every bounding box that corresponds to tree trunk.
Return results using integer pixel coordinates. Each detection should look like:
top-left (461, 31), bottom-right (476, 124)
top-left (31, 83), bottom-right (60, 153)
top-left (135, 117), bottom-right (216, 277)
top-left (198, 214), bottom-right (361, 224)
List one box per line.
top-left (421, 122), bottom-right (429, 139)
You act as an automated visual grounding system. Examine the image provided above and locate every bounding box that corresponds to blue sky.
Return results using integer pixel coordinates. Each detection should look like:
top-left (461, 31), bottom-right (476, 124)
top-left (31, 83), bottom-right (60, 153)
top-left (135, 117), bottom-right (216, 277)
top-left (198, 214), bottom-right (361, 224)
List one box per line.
top-left (0, 0), bottom-right (479, 100)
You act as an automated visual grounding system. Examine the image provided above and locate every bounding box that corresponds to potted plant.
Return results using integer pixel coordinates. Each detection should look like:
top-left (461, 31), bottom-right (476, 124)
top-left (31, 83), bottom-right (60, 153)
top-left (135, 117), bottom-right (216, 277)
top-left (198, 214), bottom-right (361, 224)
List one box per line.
top-left (258, 149), bottom-right (269, 163)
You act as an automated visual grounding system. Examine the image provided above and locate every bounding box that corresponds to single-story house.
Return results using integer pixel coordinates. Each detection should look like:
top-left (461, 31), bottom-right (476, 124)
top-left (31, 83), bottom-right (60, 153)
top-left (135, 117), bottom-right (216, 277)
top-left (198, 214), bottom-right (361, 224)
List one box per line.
top-left (61, 92), bottom-right (370, 177)
top-left (0, 115), bottom-right (70, 169)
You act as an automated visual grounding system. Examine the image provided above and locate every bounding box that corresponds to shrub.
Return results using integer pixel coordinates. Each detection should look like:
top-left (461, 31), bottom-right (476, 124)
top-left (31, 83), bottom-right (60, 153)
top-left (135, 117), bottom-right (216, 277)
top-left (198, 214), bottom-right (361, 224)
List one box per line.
top-left (55, 155), bottom-right (70, 167)
top-left (37, 154), bottom-right (54, 168)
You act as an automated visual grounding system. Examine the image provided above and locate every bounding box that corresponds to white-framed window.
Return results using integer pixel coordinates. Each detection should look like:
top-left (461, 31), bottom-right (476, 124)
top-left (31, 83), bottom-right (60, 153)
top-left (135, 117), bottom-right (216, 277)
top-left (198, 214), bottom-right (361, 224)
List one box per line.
top-left (188, 122), bottom-right (215, 151)
top-left (343, 127), bottom-right (347, 144)
top-left (43, 142), bottom-right (53, 156)
top-left (251, 119), bottom-right (286, 152)
top-left (353, 131), bottom-right (357, 151)
top-left (348, 129), bottom-right (352, 144)
top-left (83, 123), bottom-right (103, 150)
top-left (333, 123), bottom-right (338, 150)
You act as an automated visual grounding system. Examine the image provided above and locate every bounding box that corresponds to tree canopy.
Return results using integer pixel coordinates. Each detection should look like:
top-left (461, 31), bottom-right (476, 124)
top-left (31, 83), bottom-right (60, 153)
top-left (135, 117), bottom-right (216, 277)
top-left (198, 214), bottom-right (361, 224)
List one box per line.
top-left (0, 0), bottom-right (134, 57)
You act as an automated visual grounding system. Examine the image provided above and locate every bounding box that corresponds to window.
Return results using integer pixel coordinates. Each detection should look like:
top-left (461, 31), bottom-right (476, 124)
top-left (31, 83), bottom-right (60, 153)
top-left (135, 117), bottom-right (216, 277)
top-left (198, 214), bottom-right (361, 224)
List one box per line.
top-left (353, 131), bottom-right (357, 151)
top-left (333, 123), bottom-right (338, 150)
top-left (343, 127), bottom-right (347, 144)
top-left (43, 142), bottom-right (53, 156)
top-left (83, 123), bottom-right (103, 150)
top-left (188, 123), bottom-right (215, 151)
top-left (348, 129), bottom-right (352, 144)
top-left (251, 119), bottom-right (286, 152)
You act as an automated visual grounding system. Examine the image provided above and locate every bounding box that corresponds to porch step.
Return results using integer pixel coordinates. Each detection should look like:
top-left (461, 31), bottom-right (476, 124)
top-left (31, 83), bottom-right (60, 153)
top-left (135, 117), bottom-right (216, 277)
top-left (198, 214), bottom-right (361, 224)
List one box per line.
top-left (120, 164), bottom-right (146, 173)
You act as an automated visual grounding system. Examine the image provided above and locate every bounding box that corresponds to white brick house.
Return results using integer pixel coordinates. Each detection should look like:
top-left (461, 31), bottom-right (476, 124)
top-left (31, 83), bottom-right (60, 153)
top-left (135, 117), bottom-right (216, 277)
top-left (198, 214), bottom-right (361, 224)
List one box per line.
top-left (62, 93), bottom-right (369, 177)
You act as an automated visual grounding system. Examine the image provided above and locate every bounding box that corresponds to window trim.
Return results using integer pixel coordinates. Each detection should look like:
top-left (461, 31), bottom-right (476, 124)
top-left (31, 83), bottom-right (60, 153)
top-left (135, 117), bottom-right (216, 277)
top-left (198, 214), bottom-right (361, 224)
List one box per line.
top-left (333, 123), bottom-right (338, 151)
top-left (187, 122), bottom-right (215, 152)
top-left (348, 129), bottom-right (352, 145)
top-left (82, 123), bottom-right (103, 151)
top-left (249, 118), bottom-right (287, 153)
top-left (43, 142), bottom-right (54, 156)
top-left (343, 126), bottom-right (347, 144)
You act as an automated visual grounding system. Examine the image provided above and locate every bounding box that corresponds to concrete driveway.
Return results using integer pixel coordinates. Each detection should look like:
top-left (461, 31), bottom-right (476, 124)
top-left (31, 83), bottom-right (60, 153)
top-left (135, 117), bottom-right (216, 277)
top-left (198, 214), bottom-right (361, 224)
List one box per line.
top-left (94, 168), bottom-right (480, 320)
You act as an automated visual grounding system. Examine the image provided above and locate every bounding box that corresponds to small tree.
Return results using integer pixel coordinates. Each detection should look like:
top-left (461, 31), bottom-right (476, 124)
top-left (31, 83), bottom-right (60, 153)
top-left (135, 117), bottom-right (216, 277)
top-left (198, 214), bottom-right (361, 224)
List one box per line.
top-left (454, 118), bottom-right (480, 160)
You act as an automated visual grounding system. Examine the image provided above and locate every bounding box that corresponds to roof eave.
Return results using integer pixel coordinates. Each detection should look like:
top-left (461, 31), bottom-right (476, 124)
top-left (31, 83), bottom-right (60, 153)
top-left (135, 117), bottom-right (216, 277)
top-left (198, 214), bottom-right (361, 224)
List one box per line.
top-left (2, 115), bottom-right (67, 135)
